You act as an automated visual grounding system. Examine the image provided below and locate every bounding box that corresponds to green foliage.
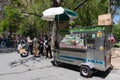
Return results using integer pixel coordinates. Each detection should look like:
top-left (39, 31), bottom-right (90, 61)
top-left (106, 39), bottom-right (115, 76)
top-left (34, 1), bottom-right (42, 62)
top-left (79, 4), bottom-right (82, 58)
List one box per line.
top-left (0, 0), bottom-right (119, 38)
top-left (114, 42), bottom-right (120, 48)
top-left (61, 0), bottom-right (109, 26)
top-left (113, 25), bottom-right (120, 40)
top-left (1, 0), bottom-right (51, 37)
top-left (1, 5), bottom-right (22, 34)
top-left (17, 0), bottom-right (51, 37)
top-left (3, 6), bottom-right (20, 19)
top-left (0, 19), bottom-right (9, 32)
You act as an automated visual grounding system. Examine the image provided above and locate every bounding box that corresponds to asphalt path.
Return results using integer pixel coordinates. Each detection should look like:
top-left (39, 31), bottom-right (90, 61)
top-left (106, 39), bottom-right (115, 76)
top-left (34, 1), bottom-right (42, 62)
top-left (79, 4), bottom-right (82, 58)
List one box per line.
top-left (0, 48), bottom-right (16, 53)
top-left (0, 51), bottom-right (120, 80)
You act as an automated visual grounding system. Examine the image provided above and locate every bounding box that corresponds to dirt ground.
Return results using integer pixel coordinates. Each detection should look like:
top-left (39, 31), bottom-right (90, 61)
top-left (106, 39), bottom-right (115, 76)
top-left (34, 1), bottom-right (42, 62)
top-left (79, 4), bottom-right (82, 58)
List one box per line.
top-left (111, 48), bottom-right (120, 69)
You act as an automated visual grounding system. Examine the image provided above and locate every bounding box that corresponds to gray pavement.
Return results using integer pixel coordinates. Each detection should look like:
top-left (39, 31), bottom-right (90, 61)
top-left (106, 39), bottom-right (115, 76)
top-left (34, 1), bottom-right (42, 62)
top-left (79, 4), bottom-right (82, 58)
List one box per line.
top-left (0, 51), bottom-right (120, 80)
top-left (0, 48), bottom-right (16, 53)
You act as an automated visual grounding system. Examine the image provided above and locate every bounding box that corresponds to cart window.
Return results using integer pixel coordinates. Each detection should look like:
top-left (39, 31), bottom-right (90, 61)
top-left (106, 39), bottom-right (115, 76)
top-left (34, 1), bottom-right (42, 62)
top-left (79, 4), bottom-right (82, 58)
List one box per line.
top-left (86, 33), bottom-right (95, 49)
top-left (76, 34), bottom-right (84, 46)
top-left (60, 34), bottom-right (86, 49)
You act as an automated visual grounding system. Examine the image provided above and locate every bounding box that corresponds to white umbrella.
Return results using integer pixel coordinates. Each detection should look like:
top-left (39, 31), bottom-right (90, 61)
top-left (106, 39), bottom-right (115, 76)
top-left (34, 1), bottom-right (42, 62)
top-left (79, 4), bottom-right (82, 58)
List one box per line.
top-left (41, 7), bottom-right (64, 21)
top-left (41, 7), bottom-right (78, 49)
top-left (41, 7), bottom-right (78, 21)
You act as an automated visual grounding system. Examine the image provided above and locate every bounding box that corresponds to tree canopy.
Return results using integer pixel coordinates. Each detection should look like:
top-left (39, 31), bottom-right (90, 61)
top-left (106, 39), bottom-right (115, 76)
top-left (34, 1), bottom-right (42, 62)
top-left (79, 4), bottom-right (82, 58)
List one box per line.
top-left (0, 0), bottom-right (119, 38)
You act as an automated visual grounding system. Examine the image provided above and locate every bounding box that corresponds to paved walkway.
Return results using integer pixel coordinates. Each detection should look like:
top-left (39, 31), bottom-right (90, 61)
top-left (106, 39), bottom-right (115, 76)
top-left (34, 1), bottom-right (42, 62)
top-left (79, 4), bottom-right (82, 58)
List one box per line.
top-left (111, 48), bottom-right (120, 69)
top-left (0, 47), bottom-right (120, 70)
top-left (0, 50), bottom-right (120, 80)
top-left (0, 52), bottom-right (53, 75)
top-left (111, 57), bottom-right (120, 70)
top-left (0, 48), bottom-right (16, 53)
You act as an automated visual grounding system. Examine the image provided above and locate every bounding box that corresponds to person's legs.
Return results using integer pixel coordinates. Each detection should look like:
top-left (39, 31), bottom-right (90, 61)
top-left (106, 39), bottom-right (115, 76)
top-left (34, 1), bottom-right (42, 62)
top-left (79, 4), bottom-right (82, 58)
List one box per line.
top-left (40, 48), bottom-right (44, 56)
top-left (30, 45), bottom-right (33, 54)
top-left (27, 45), bottom-right (30, 54)
top-left (46, 48), bottom-right (49, 58)
top-left (48, 46), bottom-right (52, 58)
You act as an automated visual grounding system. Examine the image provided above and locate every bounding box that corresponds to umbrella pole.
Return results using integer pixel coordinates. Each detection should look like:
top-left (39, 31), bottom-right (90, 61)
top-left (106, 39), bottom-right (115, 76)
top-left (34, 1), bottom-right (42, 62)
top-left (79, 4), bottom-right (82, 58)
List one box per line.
top-left (51, 21), bottom-right (57, 50)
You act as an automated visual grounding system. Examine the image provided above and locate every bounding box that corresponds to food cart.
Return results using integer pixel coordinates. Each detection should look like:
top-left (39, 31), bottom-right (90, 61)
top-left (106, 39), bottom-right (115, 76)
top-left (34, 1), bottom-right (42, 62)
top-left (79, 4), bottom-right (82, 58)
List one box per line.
top-left (53, 26), bottom-right (114, 77)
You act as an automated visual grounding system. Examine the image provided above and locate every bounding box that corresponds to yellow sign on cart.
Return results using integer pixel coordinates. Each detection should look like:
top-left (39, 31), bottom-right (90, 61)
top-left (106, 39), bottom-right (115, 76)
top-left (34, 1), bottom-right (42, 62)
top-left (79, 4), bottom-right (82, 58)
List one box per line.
top-left (97, 31), bottom-right (102, 37)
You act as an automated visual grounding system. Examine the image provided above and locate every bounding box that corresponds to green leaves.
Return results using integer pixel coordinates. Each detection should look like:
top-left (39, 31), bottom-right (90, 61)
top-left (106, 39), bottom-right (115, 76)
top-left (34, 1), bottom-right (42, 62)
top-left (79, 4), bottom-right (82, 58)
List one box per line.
top-left (3, 6), bottom-right (20, 19)
top-left (1, 0), bottom-right (51, 37)
top-left (113, 25), bottom-right (120, 40)
top-left (0, 19), bottom-right (9, 33)
top-left (60, 0), bottom-right (110, 26)
top-left (0, 0), bottom-right (119, 38)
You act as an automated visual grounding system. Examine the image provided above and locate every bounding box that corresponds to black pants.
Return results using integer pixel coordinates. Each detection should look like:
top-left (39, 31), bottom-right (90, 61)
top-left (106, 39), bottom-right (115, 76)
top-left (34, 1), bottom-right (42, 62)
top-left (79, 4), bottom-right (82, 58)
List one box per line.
top-left (45, 45), bottom-right (52, 58)
top-left (28, 45), bottom-right (33, 54)
top-left (39, 47), bottom-right (44, 55)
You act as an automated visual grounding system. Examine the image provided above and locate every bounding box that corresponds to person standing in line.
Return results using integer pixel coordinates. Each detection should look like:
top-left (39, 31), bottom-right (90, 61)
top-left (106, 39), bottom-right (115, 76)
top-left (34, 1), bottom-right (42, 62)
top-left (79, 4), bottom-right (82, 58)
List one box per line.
top-left (39, 39), bottom-right (44, 56)
top-left (32, 37), bottom-right (39, 57)
top-left (27, 37), bottom-right (33, 55)
top-left (44, 36), bottom-right (52, 59)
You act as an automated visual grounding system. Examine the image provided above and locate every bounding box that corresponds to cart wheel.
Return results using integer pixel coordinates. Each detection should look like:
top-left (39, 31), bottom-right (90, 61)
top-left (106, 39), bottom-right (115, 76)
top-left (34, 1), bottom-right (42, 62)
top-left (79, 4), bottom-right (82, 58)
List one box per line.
top-left (80, 65), bottom-right (93, 78)
top-left (53, 60), bottom-right (61, 66)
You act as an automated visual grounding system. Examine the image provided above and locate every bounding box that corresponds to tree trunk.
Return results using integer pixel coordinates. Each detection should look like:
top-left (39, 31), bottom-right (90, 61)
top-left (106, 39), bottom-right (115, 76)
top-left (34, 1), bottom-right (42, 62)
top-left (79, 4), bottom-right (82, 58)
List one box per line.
top-left (51, 21), bottom-right (57, 48)
top-left (51, 0), bottom-right (62, 7)
top-left (51, 0), bottom-right (62, 49)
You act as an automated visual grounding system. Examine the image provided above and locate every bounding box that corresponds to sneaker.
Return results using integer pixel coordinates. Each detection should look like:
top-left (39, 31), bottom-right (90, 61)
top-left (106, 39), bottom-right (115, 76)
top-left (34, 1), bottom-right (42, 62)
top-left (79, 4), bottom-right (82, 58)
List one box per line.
top-left (46, 57), bottom-right (49, 60)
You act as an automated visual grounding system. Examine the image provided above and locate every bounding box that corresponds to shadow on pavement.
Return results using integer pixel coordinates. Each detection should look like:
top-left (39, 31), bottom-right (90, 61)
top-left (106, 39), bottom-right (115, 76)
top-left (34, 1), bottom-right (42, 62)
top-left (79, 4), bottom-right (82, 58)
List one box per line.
top-left (51, 61), bottom-right (112, 78)
top-left (93, 67), bottom-right (113, 78)
top-left (51, 61), bottom-right (80, 72)
top-left (9, 56), bottom-right (46, 67)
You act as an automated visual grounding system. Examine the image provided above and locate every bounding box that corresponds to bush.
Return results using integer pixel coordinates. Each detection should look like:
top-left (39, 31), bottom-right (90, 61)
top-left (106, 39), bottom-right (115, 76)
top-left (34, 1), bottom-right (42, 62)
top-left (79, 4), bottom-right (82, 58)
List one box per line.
top-left (114, 42), bottom-right (120, 48)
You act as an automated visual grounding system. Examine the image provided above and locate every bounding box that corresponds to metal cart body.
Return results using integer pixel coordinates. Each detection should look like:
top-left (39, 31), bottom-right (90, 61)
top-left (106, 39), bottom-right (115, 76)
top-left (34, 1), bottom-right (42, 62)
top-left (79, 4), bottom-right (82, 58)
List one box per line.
top-left (53, 26), bottom-right (113, 77)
